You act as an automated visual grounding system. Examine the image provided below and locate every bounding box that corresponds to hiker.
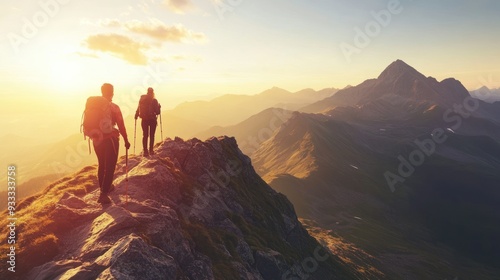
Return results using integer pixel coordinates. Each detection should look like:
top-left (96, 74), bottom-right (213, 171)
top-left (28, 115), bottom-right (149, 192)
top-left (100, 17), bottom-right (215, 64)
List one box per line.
top-left (135, 87), bottom-right (161, 156)
top-left (83, 83), bottom-right (131, 204)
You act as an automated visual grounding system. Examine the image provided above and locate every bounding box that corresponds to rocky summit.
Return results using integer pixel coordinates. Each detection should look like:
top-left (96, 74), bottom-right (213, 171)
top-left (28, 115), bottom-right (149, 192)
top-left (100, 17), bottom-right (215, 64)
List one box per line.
top-left (0, 136), bottom-right (351, 280)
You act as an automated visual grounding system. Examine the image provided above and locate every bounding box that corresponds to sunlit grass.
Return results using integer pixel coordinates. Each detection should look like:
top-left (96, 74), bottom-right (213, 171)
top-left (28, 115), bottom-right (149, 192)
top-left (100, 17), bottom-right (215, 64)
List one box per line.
top-left (0, 166), bottom-right (98, 274)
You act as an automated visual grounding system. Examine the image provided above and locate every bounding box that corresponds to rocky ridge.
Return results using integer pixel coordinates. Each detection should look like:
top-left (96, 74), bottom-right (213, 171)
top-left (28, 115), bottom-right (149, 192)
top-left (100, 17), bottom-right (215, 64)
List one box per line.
top-left (1, 136), bottom-right (351, 280)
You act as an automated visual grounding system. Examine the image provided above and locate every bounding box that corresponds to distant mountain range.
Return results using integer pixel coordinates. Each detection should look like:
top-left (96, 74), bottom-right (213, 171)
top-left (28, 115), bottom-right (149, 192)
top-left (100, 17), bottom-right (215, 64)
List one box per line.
top-left (470, 86), bottom-right (500, 103)
top-left (166, 87), bottom-right (338, 127)
top-left (252, 60), bottom-right (500, 278)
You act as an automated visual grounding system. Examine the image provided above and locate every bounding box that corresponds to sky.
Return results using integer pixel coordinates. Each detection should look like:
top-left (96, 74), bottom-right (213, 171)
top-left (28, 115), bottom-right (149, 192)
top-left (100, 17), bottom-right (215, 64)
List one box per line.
top-left (1, 0), bottom-right (500, 140)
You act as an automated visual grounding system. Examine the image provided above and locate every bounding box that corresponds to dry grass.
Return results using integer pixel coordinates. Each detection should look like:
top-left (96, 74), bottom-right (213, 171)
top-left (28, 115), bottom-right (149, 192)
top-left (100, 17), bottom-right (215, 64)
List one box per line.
top-left (0, 166), bottom-right (98, 275)
top-left (300, 218), bottom-right (385, 279)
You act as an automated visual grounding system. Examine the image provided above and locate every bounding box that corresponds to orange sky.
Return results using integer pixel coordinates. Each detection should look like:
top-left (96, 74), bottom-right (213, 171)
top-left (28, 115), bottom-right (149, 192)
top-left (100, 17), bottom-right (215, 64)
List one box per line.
top-left (1, 0), bottom-right (499, 141)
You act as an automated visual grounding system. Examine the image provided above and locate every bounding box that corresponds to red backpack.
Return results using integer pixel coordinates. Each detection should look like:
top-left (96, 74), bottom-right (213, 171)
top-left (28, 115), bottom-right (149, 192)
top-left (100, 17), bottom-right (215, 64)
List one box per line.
top-left (81, 96), bottom-right (113, 142)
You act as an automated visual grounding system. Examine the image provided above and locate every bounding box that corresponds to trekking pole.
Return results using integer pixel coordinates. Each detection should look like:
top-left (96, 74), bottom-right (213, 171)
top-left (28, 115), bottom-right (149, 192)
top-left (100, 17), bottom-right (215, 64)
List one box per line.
top-left (133, 119), bottom-right (137, 154)
top-left (159, 108), bottom-right (163, 140)
top-left (125, 148), bottom-right (129, 204)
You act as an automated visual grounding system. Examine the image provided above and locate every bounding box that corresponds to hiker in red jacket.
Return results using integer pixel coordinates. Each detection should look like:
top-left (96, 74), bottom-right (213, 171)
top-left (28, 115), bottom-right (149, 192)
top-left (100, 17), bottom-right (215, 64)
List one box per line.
top-left (135, 87), bottom-right (161, 157)
top-left (94, 83), bottom-right (131, 203)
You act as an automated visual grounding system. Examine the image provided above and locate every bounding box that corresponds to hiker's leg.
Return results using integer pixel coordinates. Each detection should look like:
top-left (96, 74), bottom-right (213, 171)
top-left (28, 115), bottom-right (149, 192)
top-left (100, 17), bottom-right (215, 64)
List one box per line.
top-left (102, 137), bottom-right (119, 194)
top-left (93, 141), bottom-right (106, 190)
top-left (141, 119), bottom-right (148, 152)
top-left (149, 119), bottom-right (157, 152)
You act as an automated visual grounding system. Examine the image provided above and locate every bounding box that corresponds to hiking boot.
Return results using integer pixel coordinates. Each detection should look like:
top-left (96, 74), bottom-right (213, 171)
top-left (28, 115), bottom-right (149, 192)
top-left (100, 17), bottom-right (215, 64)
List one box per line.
top-left (98, 194), bottom-right (111, 204)
top-left (143, 150), bottom-right (149, 157)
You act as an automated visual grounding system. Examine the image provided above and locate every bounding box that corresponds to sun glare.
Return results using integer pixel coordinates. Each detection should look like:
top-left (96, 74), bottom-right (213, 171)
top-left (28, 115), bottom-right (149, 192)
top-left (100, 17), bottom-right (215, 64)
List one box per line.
top-left (49, 58), bottom-right (84, 94)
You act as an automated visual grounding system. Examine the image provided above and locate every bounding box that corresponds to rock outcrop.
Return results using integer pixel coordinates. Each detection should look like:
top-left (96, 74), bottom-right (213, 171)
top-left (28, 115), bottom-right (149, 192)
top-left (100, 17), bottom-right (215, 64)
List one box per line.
top-left (1, 137), bottom-right (351, 280)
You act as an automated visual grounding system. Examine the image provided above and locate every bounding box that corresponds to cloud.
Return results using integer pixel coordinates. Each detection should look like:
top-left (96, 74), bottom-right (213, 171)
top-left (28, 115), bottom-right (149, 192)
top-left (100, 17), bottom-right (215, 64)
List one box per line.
top-left (84, 34), bottom-right (150, 65)
top-left (100, 18), bottom-right (121, 28)
top-left (124, 19), bottom-right (206, 43)
top-left (94, 18), bottom-right (206, 43)
top-left (81, 18), bottom-right (206, 64)
top-left (163, 0), bottom-right (193, 14)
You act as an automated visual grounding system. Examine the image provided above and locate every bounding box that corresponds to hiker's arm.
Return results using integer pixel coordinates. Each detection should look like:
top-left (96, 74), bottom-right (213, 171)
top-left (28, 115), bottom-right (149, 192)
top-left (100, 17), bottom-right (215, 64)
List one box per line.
top-left (154, 99), bottom-right (161, 115)
top-left (134, 103), bottom-right (140, 119)
top-left (114, 106), bottom-right (129, 143)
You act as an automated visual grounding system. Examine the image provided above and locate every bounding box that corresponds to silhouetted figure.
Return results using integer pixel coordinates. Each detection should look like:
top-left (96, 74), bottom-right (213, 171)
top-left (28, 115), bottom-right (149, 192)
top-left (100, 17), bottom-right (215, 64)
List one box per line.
top-left (83, 83), bottom-right (130, 204)
top-left (135, 87), bottom-right (161, 157)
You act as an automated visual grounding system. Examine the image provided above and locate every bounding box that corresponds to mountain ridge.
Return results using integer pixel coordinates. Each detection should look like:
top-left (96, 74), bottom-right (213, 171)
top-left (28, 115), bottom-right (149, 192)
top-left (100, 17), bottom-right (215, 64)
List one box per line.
top-left (0, 136), bottom-right (353, 280)
top-left (301, 59), bottom-right (472, 114)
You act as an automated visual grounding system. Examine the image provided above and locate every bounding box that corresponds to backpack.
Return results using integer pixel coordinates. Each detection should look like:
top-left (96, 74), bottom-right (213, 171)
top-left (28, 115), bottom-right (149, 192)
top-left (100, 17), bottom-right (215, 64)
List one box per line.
top-left (138, 95), bottom-right (159, 120)
top-left (81, 96), bottom-right (114, 141)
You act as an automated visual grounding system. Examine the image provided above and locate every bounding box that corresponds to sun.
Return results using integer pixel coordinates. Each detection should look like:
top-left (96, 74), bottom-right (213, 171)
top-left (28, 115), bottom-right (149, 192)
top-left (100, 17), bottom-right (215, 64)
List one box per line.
top-left (49, 57), bottom-right (84, 94)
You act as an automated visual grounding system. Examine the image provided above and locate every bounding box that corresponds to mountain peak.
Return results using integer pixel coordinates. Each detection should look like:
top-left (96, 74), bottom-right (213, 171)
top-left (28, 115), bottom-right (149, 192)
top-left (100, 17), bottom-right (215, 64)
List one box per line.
top-left (477, 85), bottom-right (490, 91)
top-left (301, 59), bottom-right (473, 113)
top-left (377, 59), bottom-right (424, 81)
top-left (3, 136), bottom-right (350, 279)
top-left (259, 86), bottom-right (291, 96)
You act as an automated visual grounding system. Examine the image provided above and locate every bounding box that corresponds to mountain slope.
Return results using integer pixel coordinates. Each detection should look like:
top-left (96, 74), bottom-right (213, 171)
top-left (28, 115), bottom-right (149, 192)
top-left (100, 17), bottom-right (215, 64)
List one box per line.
top-left (253, 61), bottom-right (500, 279)
top-left (254, 111), bottom-right (500, 279)
top-left (0, 174), bottom-right (63, 210)
top-left (0, 137), bottom-right (353, 280)
top-left (195, 108), bottom-right (294, 155)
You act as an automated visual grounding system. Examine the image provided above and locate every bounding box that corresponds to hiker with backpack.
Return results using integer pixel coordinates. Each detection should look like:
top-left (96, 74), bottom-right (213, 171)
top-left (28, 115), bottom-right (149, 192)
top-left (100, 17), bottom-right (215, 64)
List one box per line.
top-left (82, 83), bottom-right (131, 204)
top-left (135, 87), bottom-right (161, 157)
